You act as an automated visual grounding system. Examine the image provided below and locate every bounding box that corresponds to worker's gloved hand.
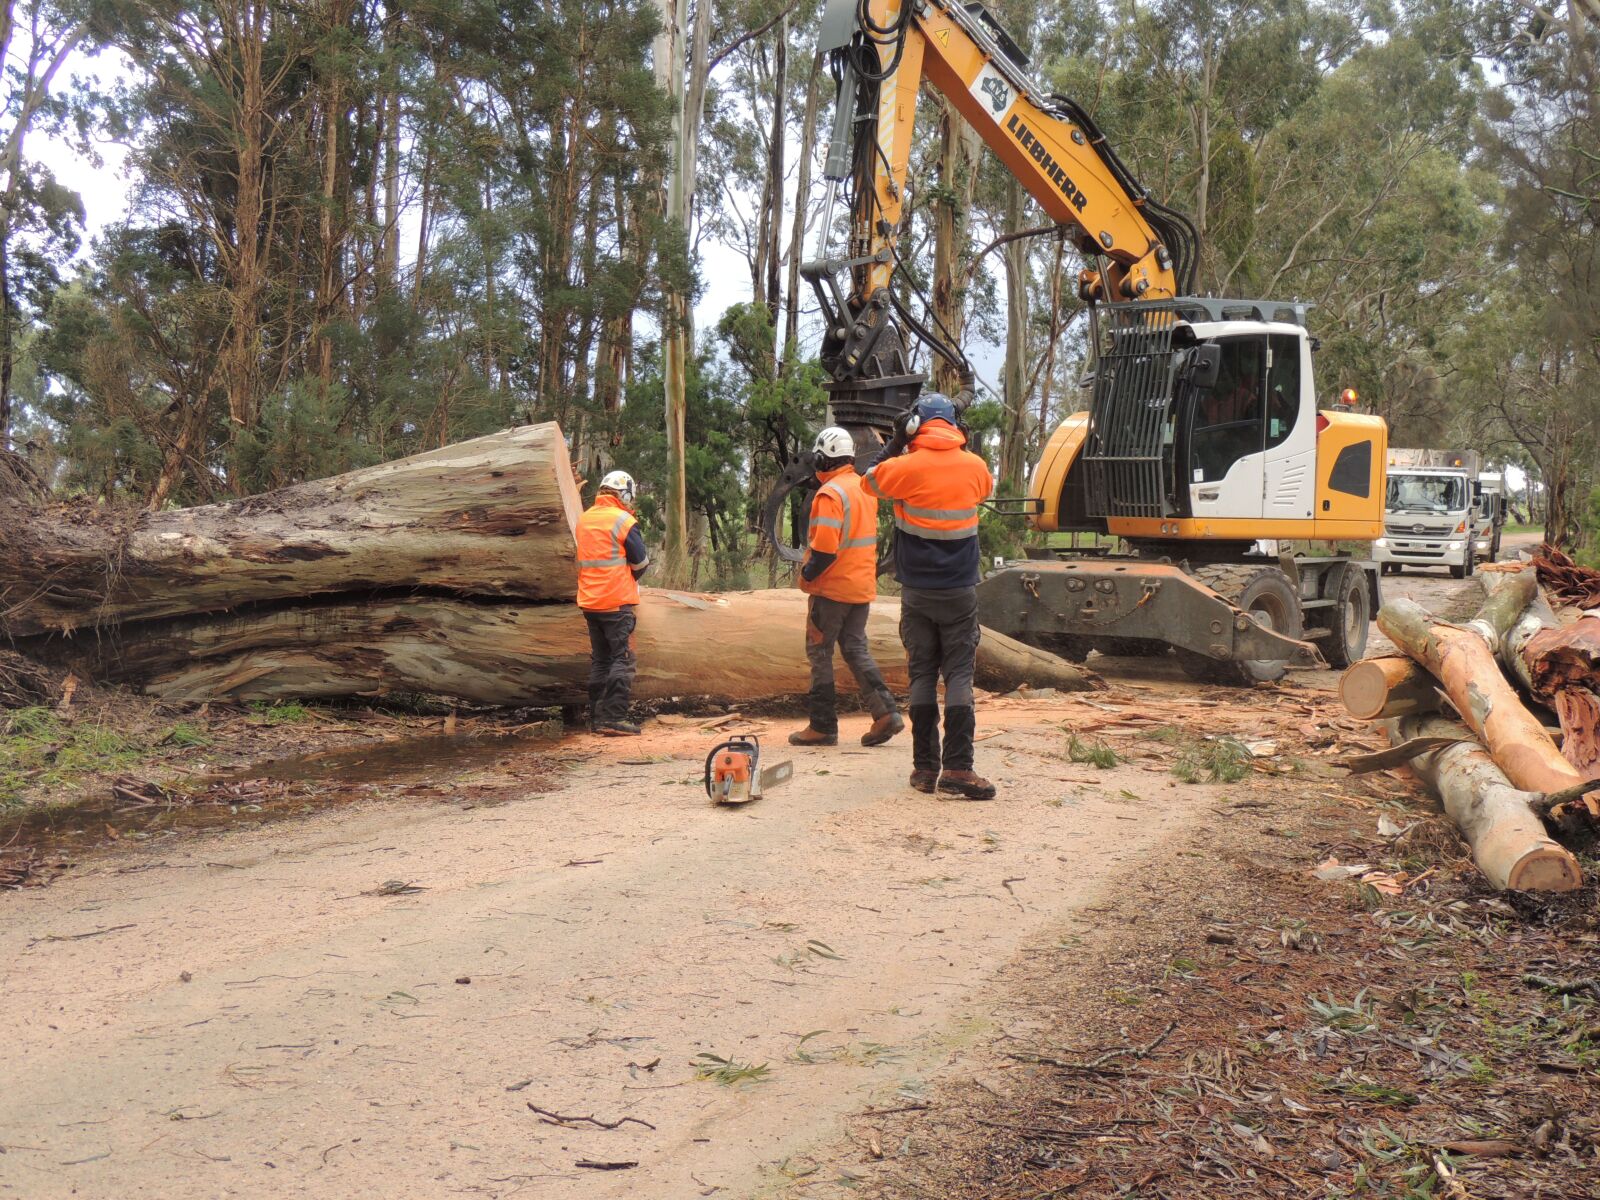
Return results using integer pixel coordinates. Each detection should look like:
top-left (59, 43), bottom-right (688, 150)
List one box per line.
top-left (885, 411), bottom-right (914, 457)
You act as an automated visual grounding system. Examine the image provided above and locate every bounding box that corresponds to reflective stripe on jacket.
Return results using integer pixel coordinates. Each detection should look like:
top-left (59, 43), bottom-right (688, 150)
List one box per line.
top-left (576, 494), bottom-right (642, 612)
top-left (862, 420), bottom-right (994, 589)
top-left (801, 465), bottom-right (878, 604)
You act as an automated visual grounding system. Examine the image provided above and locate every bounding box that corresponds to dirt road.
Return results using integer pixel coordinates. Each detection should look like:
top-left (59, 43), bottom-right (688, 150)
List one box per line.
top-left (0, 558), bottom-right (1513, 1199)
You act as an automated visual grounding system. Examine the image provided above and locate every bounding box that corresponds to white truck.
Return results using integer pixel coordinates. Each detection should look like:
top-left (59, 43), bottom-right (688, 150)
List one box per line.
top-left (1375, 448), bottom-right (1505, 578)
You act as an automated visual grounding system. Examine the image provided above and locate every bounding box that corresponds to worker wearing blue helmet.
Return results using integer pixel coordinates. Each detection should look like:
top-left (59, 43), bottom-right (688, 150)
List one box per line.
top-left (862, 392), bottom-right (997, 800)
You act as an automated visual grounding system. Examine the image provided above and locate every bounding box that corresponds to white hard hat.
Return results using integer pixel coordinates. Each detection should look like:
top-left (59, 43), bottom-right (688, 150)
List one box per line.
top-left (813, 426), bottom-right (855, 460)
top-left (600, 470), bottom-right (635, 505)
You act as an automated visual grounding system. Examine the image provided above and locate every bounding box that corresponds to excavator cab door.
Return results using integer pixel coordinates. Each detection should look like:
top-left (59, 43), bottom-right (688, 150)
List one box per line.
top-left (1260, 332), bottom-right (1317, 520)
top-left (1186, 335), bottom-right (1267, 522)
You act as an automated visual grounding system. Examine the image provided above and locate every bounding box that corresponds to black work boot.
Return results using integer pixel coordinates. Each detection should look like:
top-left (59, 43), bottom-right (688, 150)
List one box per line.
top-left (908, 704), bottom-right (941, 792)
top-left (937, 707), bottom-right (995, 799)
top-left (595, 719), bottom-right (642, 737)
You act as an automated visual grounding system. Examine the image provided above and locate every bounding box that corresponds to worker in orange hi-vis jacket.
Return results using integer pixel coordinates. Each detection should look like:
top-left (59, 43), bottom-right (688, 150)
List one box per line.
top-left (574, 470), bottom-right (650, 736)
top-left (788, 427), bottom-right (904, 750)
top-left (863, 393), bottom-right (996, 800)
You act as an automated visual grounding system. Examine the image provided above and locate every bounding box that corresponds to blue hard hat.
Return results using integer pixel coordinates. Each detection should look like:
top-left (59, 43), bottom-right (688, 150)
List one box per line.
top-left (913, 393), bottom-right (958, 426)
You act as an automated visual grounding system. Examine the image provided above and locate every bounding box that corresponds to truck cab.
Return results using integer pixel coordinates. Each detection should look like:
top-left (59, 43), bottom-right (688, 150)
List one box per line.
top-left (1374, 449), bottom-right (1481, 579)
top-left (1473, 474), bottom-right (1507, 563)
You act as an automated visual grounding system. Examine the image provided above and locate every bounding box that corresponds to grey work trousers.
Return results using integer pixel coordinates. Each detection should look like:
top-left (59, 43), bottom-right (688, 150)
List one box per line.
top-left (898, 585), bottom-right (980, 708)
top-left (584, 605), bottom-right (637, 722)
top-left (805, 596), bottom-right (897, 733)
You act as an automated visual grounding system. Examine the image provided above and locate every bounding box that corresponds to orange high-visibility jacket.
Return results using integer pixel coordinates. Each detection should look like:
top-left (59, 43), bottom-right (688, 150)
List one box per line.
top-left (801, 465), bottom-right (879, 604)
top-left (862, 420), bottom-right (993, 588)
top-left (576, 494), bottom-right (641, 612)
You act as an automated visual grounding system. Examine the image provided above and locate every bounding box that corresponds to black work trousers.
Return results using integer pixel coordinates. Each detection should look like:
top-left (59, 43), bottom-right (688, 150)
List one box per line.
top-left (899, 585), bottom-right (981, 771)
top-left (584, 605), bottom-right (637, 723)
top-left (805, 596), bottom-right (897, 734)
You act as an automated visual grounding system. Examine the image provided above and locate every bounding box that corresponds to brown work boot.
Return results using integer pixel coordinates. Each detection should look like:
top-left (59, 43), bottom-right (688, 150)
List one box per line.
top-left (860, 712), bottom-right (905, 747)
top-left (937, 770), bottom-right (997, 801)
top-left (788, 726), bottom-right (838, 747)
top-left (909, 769), bottom-right (939, 794)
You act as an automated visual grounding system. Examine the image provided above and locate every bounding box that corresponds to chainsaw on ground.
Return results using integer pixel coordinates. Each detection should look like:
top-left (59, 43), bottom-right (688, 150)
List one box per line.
top-left (703, 734), bottom-right (793, 805)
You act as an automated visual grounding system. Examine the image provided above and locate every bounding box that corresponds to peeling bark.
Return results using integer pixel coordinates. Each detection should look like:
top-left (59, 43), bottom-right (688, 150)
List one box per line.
top-left (1, 423), bottom-right (582, 636)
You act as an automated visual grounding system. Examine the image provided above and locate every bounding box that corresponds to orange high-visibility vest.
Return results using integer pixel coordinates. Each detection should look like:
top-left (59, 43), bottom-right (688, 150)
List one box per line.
top-left (801, 466), bottom-right (878, 604)
top-left (575, 495), bottom-right (640, 612)
top-left (862, 421), bottom-right (992, 541)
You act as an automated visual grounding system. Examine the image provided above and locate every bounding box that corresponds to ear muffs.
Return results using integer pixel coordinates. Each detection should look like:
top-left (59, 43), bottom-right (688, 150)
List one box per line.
top-left (903, 412), bottom-right (921, 438)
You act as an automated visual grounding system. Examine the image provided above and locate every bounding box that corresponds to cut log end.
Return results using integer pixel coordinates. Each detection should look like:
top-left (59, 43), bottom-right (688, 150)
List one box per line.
top-left (1505, 846), bottom-right (1584, 892)
top-left (1339, 655), bottom-right (1438, 721)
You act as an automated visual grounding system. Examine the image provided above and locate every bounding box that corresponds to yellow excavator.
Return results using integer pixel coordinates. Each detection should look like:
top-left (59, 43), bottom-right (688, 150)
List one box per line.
top-left (762, 0), bottom-right (1388, 683)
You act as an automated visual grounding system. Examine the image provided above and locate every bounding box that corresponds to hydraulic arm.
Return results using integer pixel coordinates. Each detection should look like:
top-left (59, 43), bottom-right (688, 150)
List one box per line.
top-left (808, 0), bottom-right (1194, 417)
top-left (763, 0), bottom-right (1197, 559)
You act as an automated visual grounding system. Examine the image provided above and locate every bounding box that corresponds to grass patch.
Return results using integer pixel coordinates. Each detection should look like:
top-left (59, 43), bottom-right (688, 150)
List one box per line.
top-left (250, 701), bottom-right (312, 725)
top-left (163, 722), bottom-right (212, 748)
top-left (1172, 736), bottom-right (1252, 784)
top-left (1, 707), bottom-right (144, 807)
top-left (693, 1053), bottom-right (772, 1086)
top-left (1067, 736), bottom-right (1118, 769)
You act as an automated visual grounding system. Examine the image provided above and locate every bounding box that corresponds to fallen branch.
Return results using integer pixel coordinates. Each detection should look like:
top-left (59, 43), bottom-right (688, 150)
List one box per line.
top-left (527, 1104), bottom-right (656, 1131)
top-left (1522, 974), bottom-right (1600, 1002)
top-left (1006, 1020), bottom-right (1178, 1075)
top-left (1382, 714), bottom-right (1581, 892)
top-left (1377, 587), bottom-right (1584, 795)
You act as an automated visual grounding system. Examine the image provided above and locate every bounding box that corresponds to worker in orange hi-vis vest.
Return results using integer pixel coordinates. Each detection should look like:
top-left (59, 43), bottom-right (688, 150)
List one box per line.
top-left (575, 470), bottom-right (650, 736)
top-left (788, 427), bottom-right (904, 750)
top-left (863, 393), bottom-right (996, 800)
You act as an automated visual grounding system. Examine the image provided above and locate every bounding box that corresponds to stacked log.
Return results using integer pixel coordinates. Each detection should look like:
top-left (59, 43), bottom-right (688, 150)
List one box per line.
top-left (1, 424), bottom-right (1098, 706)
top-left (1342, 566), bottom-right (1598, 893)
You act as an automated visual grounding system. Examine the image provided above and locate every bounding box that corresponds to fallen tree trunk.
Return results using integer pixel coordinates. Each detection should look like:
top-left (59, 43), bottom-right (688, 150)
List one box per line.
top-left (1518, 615), bottom-right (1600, 779)
top-left (0, 423), bottom-right (583, 637)
top-left (1338, 655), bottom-right (1441, 721)
top-left (1377, 583), bottom-right (1584, 795)
top-left (61, 588), bottom-right (1101, 706)
top-left (1484, 568), bottom-right (1600, 778)
top-left (1384, 713), bottom-right (1581, 892)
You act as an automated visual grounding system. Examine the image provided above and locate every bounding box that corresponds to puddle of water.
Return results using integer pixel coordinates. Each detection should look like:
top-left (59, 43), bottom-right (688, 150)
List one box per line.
top-left (0, 725), bottom-right (565, 867)
top-left (218, 723), bottom-right (563, 786)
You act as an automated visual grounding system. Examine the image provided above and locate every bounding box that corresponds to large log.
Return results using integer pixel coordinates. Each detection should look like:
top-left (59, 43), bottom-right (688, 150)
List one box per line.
top-left (1338, 655), bottom-right (1440, 720)
top-left (0, 423), bottom-right (583, 637)
top-left (1377, 584), bottom-right (1585, 795)
top-left (1484, 568), bottom-right (1600, 779)
top-left (65, 588), bottom-right (1101, 706)
top-left (1384, 713), bottom-right (1581, 892)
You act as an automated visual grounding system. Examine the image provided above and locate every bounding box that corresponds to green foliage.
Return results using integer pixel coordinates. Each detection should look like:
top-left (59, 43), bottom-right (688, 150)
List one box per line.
top-left (1066, 735), bottom-right (1118, 769)
top-left (0, 708), bottom-right (143, 807)
top-left (1173, 737), bottom-right (1252, 784)
top-left (249, 701), bottom-right (312, 725)
top-left (692, 1053), bottom-right (772, 1086)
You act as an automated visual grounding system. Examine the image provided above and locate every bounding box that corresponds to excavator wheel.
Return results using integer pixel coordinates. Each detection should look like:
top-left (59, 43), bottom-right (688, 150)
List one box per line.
top-left (1175, 564), bottom-right (1303, 686)
top-left (1315, 561), bottom-right (1371, 671)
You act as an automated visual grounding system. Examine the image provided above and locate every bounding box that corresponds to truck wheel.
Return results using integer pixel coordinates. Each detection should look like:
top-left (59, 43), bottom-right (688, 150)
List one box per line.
top-left (1319, 563), bottom-right (1371, 670)
top-left (1450, 545), bottom-right (1474, 580)
top-left (1177, 565), bottom-right (1303, 686)
top-left (1381, 562), bottom-right (1400, 577)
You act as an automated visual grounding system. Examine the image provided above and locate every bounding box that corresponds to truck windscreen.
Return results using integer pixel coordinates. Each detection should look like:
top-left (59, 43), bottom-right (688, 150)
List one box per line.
top-left (1386, 474), bottom-right (1467, 513)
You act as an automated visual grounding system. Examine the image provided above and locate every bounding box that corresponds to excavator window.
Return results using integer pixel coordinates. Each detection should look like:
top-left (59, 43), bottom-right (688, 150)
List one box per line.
top-left (1191, 336), bottom-right (1266, 483)
top-left (1265, 333), bottom-right (1301, 451)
